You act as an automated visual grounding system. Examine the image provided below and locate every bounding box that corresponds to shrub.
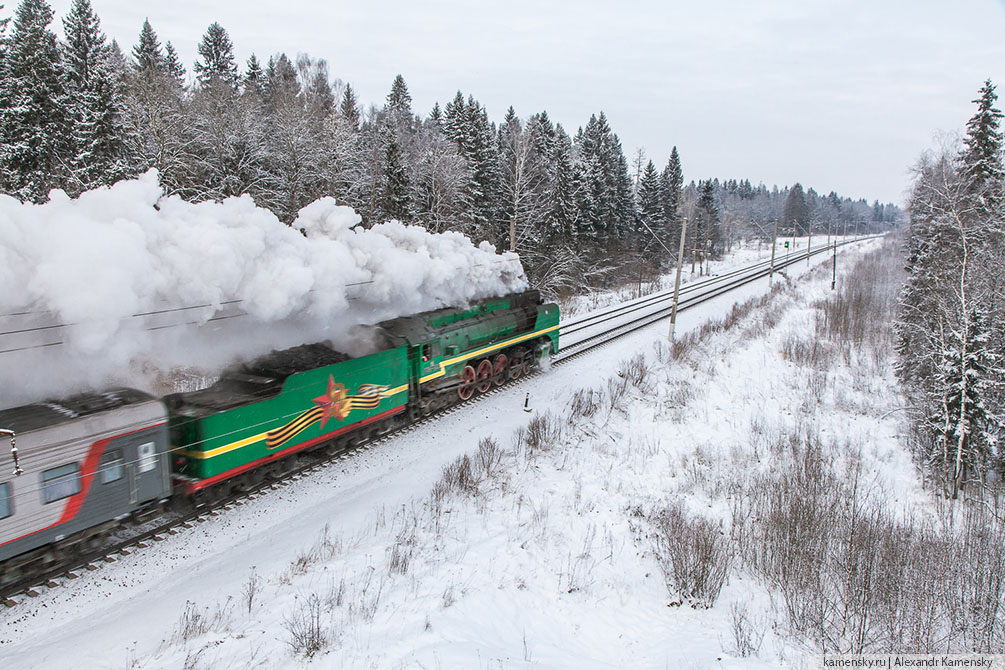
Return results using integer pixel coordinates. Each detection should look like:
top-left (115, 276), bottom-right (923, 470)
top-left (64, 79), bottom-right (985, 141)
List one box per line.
top-left (648, 502), bottom-right (732, 609)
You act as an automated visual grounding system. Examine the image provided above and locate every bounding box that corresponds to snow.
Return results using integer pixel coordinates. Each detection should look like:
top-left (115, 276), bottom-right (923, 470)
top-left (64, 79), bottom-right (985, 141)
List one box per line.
top-left (0, 171), bottom-right (526, 405)
top-left (0, 237), bottom-right (909, 669)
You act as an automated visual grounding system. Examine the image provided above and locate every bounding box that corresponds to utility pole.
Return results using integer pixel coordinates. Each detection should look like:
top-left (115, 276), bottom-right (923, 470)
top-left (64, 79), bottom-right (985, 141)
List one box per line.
top-left (831, 236), bottom-right (837, 290)
top-left (807, 221), bottom-right (812, 267)
top-left (668, 218), bottom-right (688, 341)
top-left (769, 219), bottom-right (777, 281)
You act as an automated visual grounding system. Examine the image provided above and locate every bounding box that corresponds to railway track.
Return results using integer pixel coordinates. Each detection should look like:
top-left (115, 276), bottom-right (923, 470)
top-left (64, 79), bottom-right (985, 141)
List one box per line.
top-left (0, 236), bottom-right (875, 608)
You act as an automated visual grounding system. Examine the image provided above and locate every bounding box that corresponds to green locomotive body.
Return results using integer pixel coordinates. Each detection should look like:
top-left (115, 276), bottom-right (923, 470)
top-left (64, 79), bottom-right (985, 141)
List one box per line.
top-left (168, 344), bottom-right (411, 494)
top-left (167, 290), bottom-right (559, 496)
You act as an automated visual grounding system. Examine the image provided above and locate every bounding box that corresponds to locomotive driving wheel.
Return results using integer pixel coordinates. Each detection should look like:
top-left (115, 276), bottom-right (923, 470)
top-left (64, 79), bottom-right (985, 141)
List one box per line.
top-left (458, 364), bottom-right (477, 400)
top-left (475, 359), bottom-right (493, 393)
top-left (491, 353), bottom-right (508, 386)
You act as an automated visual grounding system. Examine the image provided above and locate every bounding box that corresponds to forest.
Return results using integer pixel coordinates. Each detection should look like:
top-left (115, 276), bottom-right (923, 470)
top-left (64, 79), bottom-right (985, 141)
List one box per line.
top-left (897, 80), bottom-right (1005, 498)
top-left (0, 0), bottom-right (900, 296)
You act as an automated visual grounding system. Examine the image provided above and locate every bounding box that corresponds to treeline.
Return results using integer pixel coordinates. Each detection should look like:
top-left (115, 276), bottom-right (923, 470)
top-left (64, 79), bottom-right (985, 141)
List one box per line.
top-left (897, 80), bottom-right (1005, 498)
top-left (682, 177), bottom-right (899, 250)
top-left (0, 0), bottom-right (900, 294)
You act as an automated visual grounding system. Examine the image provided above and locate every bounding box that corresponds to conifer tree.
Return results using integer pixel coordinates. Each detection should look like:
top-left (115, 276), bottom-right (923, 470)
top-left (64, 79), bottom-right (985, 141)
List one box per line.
top-left (163, 41), bottom-right (185, 87)
top-left (105, 38), bottom-right (127, 82)
top-left (960, 79), bottom-right (1004, 209)
top-left (339, 83), bottom-right (360, 129)
top-left (132, 18), bottom-right (163, 75)
top-left (0, 0), bottom-right (69, 201)
top-left (660, 147), bottom-right (684, 253)
top-left (122, 19), bottom-right (189, 195)
top-left (194, 22), bottom-right (238, 87)
top-left (60, 0), bottom-right (130, 192)
top-left (382, 128), bottom-right (411, 222)
top-left (428, 102), bottom-right (442, 126)
top-left (443, 91), bottom-right (466, 143)
top-left (544, 125), bottom-right (579, 241)
top-left (263, 53), bottom-right (298, 108)
top-left (386, 74), bottom-right (412, 116)
top-left (897, 82), bottom-right (1005, 494)
top-left (691, 179), bottom-right (726, 261)
top-left (637, 160), bottom-right (663, 250)
top-left (243, 54), bottom-right (263, 97)
top-left (573, 111), bottom-right (633, 245)
top-left (782, 182), bottom-right (809, 235)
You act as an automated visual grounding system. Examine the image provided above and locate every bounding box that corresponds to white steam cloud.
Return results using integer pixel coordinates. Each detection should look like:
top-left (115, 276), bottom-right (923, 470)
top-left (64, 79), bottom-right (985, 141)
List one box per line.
top-left (0, 171), bottom-right (528, 405)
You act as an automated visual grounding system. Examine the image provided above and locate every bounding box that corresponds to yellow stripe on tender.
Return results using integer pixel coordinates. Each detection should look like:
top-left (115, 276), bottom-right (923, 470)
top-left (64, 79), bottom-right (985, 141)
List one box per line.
top-left (178, 431), bottom-right (268, 459)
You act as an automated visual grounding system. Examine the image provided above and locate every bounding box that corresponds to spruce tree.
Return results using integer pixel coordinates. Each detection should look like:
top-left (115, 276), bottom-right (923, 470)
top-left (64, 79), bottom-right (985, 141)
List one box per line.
top-left (263, 53), bottom-right (298, 108)
top-left (544, 125), bottom-right (578, 241)
top-left (386, 74), bottom-right (412, 116)
top-left (443, 91), bottom-right (466, 143)
top-left (696, 179), bottom-right (722, 257)
top-left (573, 111), bottom-right (633, 245)
top-left (132, 18), bottom-right (163, 75)
top-left (960, 79), bottom-right (1004, 214)
top-left (0, 0), bottom-right (68, 201)
top-left (382, 129), bottom-right (411, 222)
top-left (932, 307), bottom-right (1001, 495)
top-left (243, 53), bottom-right (263, 97)
top-left (61, 0), bottom-right (129, 193)
top-left (637, 160), bottom-right (663, 250)
top-left (0, 5), bottom-right (9, 74)
top-left (163, 41), bottom-right (185, 88)
top-left (339, 83), bottom-right (360, 129)
top-left (782, 182), bottom-right (809, 235)
top-left (194, 22), bottom-right (238, 87)
top-left (660, 147), bottom-right (684, 253)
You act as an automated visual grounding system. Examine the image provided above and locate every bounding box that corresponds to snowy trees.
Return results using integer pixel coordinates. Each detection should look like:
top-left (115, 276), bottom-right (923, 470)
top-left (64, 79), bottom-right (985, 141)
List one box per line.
top-left (0, 0), bottom-right (68, 201)
top-left (573, 112), bottom-right (635, 247)
top-left (897, 81), bottom-right (1005, 497)
top-left (0, 2), bottom-right (903, 301)
top-left (60, 0), bottom-right (129, 193)
top-left (498, 108), bottom-right (549, 252)
top-left (782, 182), bottom-right (809, 236)
top-left (121, 18), bottom-right (189, 195)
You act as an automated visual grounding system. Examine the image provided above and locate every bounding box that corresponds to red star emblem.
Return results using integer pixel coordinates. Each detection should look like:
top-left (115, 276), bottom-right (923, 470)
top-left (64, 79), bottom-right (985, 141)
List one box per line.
top-left (313, 375), bottom-right (351, 429)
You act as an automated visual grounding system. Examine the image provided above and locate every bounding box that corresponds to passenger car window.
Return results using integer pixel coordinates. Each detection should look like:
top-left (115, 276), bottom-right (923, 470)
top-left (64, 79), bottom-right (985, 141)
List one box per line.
top-left (137, 442), bottom-right (157, 473)
top-left (42, 463), bottom-right (80, 504)
top-left (100, 450), bottom-right (123, 484)
top-left (0, 482), bottom-right (11, 519)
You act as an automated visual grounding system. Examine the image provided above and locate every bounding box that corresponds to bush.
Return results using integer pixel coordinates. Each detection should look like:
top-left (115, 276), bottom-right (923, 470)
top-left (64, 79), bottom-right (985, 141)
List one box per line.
top-left (283, 592), bottom-right (328, 658)
top-left (648, 502), bottom-right (732, 609)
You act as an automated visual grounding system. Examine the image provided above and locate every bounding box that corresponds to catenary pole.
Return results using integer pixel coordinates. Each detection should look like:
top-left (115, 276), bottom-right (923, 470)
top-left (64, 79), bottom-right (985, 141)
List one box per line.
top-left (769, 219), bottom-right (777, 282)
top-left (669, 217), bottom-right (688, 341)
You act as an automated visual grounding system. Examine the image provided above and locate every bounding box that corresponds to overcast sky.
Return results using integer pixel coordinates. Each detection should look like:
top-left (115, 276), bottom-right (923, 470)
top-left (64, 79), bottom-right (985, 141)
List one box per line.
top-left (28, 0), bottom-right (1005, 205)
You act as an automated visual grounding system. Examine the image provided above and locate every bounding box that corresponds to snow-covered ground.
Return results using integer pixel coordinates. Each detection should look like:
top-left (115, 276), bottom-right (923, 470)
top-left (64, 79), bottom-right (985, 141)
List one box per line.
top-left (0, 237), bottom-right (906, 669)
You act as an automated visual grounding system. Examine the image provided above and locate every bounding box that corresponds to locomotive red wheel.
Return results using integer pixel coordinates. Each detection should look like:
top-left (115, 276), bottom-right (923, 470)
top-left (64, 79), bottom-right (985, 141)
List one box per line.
top-left (492, 353), bottom-right (509, 386)
top-left (510, 356), bottom-right (524, 379)
top-left (476, 359), bottom-right (493, 393)
top-left (458, 364), bottom-right (477, 400)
